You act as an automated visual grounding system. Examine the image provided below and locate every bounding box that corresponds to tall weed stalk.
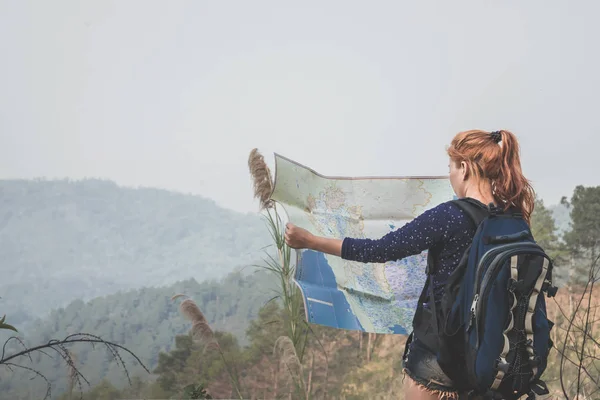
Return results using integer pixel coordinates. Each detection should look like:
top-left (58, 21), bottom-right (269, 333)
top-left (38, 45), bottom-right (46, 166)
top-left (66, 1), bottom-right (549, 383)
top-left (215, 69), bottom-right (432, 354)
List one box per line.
top-left (248, 148), bottom-right (309, 363)
top-left (174, 296), bottom-right (244, 399)
top-left (262, 205), bottom-right (310, 362)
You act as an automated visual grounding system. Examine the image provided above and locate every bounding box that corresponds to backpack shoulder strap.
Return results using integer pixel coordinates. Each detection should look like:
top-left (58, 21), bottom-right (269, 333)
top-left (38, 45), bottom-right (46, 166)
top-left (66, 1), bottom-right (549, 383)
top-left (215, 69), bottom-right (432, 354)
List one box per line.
top-left (425, 199), bottom-right (489, 277)
top-left (450, 198), bottom-right (491, 229)
top-left (415, 199), bottom-right (492, 354)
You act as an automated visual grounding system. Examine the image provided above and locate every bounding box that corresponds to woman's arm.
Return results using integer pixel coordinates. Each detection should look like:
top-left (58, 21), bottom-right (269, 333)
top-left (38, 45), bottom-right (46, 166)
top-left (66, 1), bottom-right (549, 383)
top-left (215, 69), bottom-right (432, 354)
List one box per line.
top-left (285, 202), bottom-right (459, 263)
top-left (341, 203), bottom-right (454, 263)
top-left (308, 236), bottom-right (343, 257)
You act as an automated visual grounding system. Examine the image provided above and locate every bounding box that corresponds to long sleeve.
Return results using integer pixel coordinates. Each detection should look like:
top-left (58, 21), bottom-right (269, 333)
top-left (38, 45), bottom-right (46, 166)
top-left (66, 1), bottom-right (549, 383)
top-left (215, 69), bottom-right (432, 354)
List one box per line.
top-left (340, 202), bottom-right (459, 263)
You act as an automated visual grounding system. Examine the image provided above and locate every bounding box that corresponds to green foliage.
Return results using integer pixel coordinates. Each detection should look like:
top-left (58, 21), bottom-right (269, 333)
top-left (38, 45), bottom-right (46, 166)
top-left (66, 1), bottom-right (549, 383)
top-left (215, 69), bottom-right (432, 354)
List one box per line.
top-left (0, 270), bottom-right (275, 398)
top-left (46, 297), bottom-right (405, 400)
top-left (77, 379), bottom-right (121, 400)
top-left (181, 383), bottom-right (213, 399)
top-left (563, 185), bottom-right (600, 255)
top-left (531, 197), bottom-right (559, 251)
top-left (561, 185), bottom-right (600, 285)
top-left (0, 315), bottom-right (17, 332)
top-left (0, 178), bottom-right (270, 326)
top-left (256, 206), bottom-right (310, 363)
top-left (531, 197), bottom-right (570, 284)
top-left (548, 201), bottom-right (571, 236)
top-left (245, 301), bottom-right (287, 360)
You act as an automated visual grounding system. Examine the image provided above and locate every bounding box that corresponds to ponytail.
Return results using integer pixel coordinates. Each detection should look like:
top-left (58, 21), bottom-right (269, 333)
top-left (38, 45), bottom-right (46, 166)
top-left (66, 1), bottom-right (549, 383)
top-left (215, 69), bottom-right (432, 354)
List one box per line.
top-left (493, 130), bottom-right (535, 225)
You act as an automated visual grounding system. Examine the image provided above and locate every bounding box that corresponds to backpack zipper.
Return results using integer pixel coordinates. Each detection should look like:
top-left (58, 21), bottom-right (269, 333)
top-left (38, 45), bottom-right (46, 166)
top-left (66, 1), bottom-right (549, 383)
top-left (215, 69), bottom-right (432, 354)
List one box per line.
top-left (474, 248), bottom-right (549, 349)
top-left (469, 242), bottom-right (541, 329)
top-left (474, 242), bottom-right (541, 296)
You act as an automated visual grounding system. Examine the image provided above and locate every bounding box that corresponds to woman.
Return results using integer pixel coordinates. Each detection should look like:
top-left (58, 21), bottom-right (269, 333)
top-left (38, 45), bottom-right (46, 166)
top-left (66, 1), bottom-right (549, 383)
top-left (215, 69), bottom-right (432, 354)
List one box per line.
top-left (283, 129), bottom-right (535, 399)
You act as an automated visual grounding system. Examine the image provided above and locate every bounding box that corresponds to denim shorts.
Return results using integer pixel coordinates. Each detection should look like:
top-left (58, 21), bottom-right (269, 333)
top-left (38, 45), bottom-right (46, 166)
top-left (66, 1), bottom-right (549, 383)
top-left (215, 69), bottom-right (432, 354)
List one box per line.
top-left (402, 335), bottom-right (459, 397)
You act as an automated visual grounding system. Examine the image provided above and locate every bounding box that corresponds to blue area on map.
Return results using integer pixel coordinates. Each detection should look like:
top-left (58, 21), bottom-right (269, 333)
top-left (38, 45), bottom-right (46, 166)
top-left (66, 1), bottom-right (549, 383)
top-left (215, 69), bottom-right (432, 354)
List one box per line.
top-left (390, 325), bottom-right (406, 334)
top-left (294, 250), bottom-right (364, 331)
top-left (294, 250), bottom-right (419, 334)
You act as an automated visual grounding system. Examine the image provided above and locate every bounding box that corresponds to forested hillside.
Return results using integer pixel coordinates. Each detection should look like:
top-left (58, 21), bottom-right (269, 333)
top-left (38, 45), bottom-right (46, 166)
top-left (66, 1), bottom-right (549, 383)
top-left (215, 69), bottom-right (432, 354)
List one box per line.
top-left (38, 289), bottom-right (595, 400)
top-left (0, 269), bottom-right (275, 398)
top-left (0, 179), bottom-right (270, 326)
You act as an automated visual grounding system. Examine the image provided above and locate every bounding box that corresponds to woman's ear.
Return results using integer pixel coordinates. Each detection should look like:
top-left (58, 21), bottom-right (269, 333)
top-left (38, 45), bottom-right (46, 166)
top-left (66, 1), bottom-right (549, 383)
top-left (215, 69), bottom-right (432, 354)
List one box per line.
top-left (461, 161), bottom-right (469, 181)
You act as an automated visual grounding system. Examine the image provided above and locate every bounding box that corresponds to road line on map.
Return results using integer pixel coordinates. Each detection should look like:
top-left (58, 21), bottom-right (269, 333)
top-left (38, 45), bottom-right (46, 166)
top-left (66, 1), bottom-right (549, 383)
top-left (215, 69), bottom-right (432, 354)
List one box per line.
top-left (307, 297), bottom-right (334, 306)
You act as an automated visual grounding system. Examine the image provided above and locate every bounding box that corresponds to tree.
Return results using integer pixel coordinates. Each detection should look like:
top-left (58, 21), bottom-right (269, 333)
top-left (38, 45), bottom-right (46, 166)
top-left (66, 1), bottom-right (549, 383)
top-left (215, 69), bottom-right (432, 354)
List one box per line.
top-left (531, 197), bottom-right (569, 284)
top-left (562, 185), bottom-right (600, 285)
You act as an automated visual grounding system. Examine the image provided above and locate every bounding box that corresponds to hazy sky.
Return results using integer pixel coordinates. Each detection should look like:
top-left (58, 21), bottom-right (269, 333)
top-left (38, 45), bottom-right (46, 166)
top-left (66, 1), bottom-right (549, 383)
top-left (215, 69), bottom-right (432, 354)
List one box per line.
top-left (1, 1), bottom-right (597, 214)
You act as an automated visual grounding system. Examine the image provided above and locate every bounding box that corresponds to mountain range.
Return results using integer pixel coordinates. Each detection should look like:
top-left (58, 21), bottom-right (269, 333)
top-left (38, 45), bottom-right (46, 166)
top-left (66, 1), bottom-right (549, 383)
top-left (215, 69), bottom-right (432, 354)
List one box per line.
top-left (0, 178), bottom-right (271, 328)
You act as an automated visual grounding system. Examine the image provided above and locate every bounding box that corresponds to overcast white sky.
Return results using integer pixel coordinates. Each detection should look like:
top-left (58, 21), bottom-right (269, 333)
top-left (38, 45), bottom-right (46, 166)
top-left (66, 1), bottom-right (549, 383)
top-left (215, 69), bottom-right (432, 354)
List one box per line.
top-left (0, 1), bottom-right (597, 213)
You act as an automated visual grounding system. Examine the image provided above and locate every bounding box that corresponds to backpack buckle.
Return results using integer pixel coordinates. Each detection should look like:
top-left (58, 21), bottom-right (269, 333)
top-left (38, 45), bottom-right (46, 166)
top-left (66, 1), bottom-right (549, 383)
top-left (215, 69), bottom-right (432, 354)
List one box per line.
top-left (496, 360), bottom-right (510, 374)
top-left (508, 278), bottom-right (525, 293)
top-left (487, 203), bottom-right (501, 216)
top-left (529, 356), bottom-right (541, 368)
top-left (529, 379), bottom-right (550, 396)
top-left (542, 280), bottom-right (558, 297)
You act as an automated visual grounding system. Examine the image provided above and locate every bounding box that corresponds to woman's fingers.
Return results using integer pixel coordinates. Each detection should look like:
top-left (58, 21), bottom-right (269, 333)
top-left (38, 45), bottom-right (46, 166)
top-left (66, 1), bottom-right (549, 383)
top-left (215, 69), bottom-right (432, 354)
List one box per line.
top-left (284, 222), bottom-right (310, 249)
top-left (284, 223), bottom-right (298, 248)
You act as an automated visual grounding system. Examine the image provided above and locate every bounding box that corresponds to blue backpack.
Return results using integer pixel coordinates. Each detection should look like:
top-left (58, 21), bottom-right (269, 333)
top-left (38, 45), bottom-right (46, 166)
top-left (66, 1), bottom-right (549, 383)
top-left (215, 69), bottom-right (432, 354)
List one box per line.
top-left (413, 198), bottom-right (559, 399)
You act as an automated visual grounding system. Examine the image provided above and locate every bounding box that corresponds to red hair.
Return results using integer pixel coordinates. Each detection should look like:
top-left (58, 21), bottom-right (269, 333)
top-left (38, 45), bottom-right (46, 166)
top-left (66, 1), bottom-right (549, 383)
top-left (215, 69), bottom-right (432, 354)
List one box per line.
top-left (446, 130), bottom-right (535, 224)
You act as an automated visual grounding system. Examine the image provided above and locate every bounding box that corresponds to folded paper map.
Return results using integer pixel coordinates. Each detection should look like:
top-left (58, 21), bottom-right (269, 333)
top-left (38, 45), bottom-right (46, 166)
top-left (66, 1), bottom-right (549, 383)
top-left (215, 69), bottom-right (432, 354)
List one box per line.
top-left (269, 154), bottom-right (455, 334)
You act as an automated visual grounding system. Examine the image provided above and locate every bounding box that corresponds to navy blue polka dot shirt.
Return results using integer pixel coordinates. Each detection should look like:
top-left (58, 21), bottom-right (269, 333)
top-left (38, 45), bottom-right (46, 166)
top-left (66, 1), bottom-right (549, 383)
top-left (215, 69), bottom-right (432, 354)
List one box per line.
top-left (341, 200), bottom-right (476, 304)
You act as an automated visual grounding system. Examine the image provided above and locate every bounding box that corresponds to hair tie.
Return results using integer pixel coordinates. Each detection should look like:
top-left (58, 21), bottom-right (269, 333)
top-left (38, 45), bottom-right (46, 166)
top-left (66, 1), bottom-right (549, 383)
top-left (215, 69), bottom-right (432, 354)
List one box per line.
top-left (490, 131), bottom-right (502, 143)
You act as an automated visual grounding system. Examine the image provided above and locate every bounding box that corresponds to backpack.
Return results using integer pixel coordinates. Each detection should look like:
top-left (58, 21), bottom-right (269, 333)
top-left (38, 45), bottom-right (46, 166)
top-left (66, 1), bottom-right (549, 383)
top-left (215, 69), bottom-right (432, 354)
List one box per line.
top-left (412, 198), bottom-right (559, 400)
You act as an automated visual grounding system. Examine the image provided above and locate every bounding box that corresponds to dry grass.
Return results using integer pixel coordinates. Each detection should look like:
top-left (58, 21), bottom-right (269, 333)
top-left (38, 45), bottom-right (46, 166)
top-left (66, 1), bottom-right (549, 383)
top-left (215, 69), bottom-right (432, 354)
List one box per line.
top-left (274, 335), bottom-right (304, 384)
top-left (545, 285), bottom-right (600, 399)
top-left (247, 148), bottom-right (311, 364)
top-left (179, 299), bottom-right (218, 349)
top-left (175, 297), bottom-right (243, 399)
top-left (248, 148), bottom-right (274, 210)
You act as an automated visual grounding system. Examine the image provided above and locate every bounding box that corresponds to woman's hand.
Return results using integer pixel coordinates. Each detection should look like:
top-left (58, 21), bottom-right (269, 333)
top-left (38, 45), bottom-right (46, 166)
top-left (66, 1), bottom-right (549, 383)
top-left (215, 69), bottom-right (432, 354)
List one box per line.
top-left (284, 223), bottom-right (343, 257)
top-left (284, 223), bottom-right (314, 249)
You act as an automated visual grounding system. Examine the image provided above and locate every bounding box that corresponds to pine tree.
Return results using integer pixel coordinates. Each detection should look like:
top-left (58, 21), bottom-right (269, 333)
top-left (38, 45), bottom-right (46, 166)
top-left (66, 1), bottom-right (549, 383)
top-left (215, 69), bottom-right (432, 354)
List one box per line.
top-left (562, 185), bottom-right (600, 286)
